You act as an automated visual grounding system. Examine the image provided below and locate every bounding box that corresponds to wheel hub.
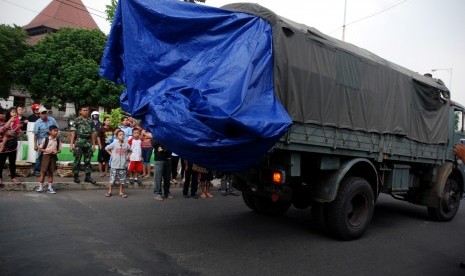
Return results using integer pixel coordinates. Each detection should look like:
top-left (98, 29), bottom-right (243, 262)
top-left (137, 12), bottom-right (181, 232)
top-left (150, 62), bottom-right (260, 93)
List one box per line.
top-left (347, 194), bottom-right (368, 227)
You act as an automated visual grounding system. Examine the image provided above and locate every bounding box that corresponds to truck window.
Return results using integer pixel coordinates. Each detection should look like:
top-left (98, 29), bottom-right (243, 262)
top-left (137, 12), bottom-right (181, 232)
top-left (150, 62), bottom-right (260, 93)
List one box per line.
top-left (454, 109), bottom-right (464, 132)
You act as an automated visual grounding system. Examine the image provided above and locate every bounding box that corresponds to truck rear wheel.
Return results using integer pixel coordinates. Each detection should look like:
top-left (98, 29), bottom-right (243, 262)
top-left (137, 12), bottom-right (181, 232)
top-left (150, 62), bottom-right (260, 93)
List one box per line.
top-left (327, 177), bottom-right (374, 240)
top-left (427, 179), bottom-right (461, 222)
top-left (252, 195), bottom-right (291, 215)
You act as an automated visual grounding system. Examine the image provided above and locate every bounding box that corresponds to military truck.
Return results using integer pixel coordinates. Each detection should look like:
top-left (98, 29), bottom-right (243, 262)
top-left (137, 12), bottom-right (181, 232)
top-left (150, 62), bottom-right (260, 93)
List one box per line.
top-left (225, 4), bottom-right (465, 240)
top-left (100, 1), bottom-right (464, 240)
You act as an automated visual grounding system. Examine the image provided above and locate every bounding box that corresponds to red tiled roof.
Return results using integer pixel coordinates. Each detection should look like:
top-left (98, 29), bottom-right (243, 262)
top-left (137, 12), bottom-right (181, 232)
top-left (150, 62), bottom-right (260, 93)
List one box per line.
top-left (26, 34), bottom-right (48, 45)
top-left (23, 0), bottom-right (100, 31)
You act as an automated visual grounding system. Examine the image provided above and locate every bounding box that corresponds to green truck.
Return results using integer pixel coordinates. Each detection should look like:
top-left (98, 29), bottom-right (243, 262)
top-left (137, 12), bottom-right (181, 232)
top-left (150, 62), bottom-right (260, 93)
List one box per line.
top-left (100, 1), bottom-right (464, 241)
top-left (226, 4), bottom-right (465, 240)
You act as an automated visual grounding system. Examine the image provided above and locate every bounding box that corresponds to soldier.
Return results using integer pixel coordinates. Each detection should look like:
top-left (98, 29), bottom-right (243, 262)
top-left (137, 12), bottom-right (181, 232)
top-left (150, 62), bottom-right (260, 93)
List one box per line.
top-left (69, 105), bottom-right (97, 184)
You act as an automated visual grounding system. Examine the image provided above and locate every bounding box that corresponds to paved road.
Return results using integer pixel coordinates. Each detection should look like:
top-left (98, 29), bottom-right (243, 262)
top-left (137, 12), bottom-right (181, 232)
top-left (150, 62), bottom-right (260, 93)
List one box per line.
top-left (1, 188), bottom-right (464, 275)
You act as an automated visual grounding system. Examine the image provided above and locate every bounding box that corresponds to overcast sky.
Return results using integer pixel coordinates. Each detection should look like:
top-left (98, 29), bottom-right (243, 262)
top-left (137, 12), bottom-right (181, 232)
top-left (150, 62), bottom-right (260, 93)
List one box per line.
top-left (1, 0), bottom-right (464, 105)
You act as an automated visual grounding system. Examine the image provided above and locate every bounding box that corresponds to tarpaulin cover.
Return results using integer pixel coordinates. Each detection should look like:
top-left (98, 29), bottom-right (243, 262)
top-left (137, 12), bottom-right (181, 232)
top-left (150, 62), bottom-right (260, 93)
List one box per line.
top-left (223, 3), bottom-right (450, 145)
top-left (99, 0), bottom-right (292, 171)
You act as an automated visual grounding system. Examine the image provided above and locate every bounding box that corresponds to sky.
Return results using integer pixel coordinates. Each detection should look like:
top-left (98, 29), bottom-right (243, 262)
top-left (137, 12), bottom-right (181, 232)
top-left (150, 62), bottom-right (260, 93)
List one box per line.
top-left (1, 0), bottom-right (464, 105)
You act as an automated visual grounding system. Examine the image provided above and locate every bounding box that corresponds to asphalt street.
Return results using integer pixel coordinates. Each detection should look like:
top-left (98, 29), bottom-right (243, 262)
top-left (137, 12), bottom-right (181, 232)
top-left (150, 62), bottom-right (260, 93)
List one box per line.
top-left (1, 188), bottom-right (464, 276)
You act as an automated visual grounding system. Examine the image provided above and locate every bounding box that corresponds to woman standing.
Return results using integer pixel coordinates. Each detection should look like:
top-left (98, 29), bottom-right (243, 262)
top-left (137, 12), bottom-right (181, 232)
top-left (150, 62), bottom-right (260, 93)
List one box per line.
top-left (0, 107), bottom-right (21, 185)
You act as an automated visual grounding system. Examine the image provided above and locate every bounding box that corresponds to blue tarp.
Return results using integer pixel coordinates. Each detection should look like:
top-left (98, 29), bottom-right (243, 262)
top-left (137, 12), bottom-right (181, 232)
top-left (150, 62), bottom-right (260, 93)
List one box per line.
top-left (99, 0), bottom-right (292, 171)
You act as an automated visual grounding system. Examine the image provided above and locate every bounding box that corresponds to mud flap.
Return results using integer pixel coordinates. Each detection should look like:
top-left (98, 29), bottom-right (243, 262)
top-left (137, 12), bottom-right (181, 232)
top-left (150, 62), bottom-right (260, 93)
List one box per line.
top-left (421, 162), bottom-right (453, 207)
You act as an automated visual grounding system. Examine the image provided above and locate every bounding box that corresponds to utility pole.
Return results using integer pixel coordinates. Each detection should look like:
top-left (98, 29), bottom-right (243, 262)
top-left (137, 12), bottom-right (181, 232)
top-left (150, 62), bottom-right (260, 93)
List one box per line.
top-left (342, 0), bottom-right (347, 41)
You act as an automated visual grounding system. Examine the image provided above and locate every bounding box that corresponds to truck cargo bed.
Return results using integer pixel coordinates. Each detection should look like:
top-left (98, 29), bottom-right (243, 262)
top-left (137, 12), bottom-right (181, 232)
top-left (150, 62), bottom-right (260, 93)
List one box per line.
top-left (274, 123), bottom-right (450, 165)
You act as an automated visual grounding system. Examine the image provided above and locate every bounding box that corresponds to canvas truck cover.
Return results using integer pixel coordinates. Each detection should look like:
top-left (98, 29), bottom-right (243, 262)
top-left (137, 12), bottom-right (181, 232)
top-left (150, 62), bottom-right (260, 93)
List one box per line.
top-left (222, 3), bottom-right (450, 145)
top-left (100, 0), bottom-right (450, 171)
top-left (99, 0), bottom-right (292, 171)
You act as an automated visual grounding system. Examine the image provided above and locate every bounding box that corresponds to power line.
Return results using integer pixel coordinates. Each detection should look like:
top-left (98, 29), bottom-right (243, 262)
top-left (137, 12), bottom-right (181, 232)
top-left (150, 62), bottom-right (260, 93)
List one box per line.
top-left (59, 0), bottom-right (107, 15)
top-left (329, 0), bottom-right (409, 35)
top-left (53, 0), bottom-right (106, 19)
top-left (347, 0), bottom-right (408, 26)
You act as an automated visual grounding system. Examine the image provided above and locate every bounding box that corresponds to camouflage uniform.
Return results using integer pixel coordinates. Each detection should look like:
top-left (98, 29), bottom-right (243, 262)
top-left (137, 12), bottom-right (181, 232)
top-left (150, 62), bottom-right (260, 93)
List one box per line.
top-left (71, 116), bottom-right (95, 176)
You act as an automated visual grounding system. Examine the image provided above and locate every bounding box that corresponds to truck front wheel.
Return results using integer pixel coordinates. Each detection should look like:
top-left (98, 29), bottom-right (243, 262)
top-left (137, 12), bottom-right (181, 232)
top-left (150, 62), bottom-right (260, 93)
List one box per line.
top-left (427, 178), bottom-right (461, 222)
top-left (327, 177), bottom-right (374, 240)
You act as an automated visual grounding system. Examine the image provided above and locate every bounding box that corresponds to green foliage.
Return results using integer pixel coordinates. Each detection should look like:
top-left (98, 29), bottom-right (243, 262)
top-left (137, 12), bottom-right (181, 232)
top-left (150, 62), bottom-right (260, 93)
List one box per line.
top-left (14, 28), bottom-right (123, 112)
top-left (0, 24), bottom-right (29, 99)
top-left (101, 107), bottom-right (125, 129)
top-left (105, 0), bottom-right (118, 24)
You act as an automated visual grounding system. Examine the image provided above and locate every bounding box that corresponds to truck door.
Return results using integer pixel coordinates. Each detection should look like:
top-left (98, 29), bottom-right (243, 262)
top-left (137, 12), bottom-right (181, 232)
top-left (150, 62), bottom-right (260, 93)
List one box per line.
top-left (453, 104), bottom-right (465, 144)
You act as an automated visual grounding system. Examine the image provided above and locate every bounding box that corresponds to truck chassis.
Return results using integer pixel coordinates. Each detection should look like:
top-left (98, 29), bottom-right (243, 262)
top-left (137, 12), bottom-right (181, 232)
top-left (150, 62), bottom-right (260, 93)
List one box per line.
top-left (234, 110), bottom-right (465, 240)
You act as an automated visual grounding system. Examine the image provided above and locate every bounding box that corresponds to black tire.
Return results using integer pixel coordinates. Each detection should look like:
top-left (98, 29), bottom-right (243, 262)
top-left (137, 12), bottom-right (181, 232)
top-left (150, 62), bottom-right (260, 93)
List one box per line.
top-left (427, 179), bottom-right (461, 222)
top-left (253, 195), bottom-right (291, 215)
top-left (327, 177), bottom-right (374, 240)
top-left (311, 202), bottom-right (329, 233)
top-left (241, 192), bottom-right (258, 211)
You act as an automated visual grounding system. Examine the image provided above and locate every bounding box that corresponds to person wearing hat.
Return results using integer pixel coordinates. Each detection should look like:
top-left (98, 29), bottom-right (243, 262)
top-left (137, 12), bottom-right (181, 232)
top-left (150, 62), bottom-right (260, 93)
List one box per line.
top-left (91, 111), bottom-right (102, 133)
top-left (27, 103), bottom-right (41, 123)
top-left (32, 106), bottom-right (59, 177)
top-left (69, 105), bottom-right (97, 184)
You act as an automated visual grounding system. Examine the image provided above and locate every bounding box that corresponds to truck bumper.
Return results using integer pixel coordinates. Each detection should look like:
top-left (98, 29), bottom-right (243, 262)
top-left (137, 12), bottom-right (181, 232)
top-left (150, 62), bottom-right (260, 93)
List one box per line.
top-left (233, 171), bottom-right (293, 201)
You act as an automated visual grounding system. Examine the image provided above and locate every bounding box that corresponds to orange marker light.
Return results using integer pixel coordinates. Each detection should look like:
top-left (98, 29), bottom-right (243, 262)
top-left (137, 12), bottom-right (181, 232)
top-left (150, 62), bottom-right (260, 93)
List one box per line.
top-left (272, 172), bottom-right (282, 184)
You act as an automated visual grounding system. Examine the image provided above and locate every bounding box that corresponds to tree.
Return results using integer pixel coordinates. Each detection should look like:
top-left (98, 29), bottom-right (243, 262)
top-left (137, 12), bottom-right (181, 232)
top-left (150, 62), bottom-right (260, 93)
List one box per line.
top-left (102, 107), bottom-right (126, 128)
top-left (14, 28), bottom-right (122, 113)
top-left (0, 24), bottom-right (29, 99)
top-left (105, 0), bottom-right (206, 24)
top-left (105, 0), bottom-right (118, 24)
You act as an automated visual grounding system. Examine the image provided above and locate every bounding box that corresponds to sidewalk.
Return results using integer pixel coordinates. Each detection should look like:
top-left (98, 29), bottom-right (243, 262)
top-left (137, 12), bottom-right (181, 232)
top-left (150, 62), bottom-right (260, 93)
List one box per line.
top-left (0, 171), bottom-right (221, 192)
top-left (0, 171), bottom-right (149, 192)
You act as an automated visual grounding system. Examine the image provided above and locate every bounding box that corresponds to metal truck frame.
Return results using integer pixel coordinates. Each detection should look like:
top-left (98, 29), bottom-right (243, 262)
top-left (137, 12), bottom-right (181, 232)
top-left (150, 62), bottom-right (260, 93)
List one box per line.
top-left (234, 103), bottom-right (465, 240)
top-left (99, 1), bottom-right (465, 240)
top-left (217, 3), bottom-right (465, 240)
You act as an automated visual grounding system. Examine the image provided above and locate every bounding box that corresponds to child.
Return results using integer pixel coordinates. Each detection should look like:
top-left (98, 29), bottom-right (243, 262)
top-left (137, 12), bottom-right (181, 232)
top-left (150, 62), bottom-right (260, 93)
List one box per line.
top-left (36, 125), bottom-right (61, 194)
top-left (140, 128), bottom-right (153, 178)
top-left (109, 128), bottom-right (121, 145)
top-left (107, 128), bottom-right (120, 169)
top-left (105, 130), bottom-right (131, 198)
top-left (8, 107), bottom-right (21, 136)
top-left (127, 128), bottom-right (143, 185)
top-left (17, 106), bottom-right (28, 132)
top-left (195, 164), bottom-right (214, 199)
top-left (200, 170), bottom-right (214, 198)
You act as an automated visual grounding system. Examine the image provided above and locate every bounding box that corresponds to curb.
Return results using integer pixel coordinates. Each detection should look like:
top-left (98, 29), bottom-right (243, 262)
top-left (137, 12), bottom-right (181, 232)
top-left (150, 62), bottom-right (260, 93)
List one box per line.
top-left (0, 178), bottom-right (221, 192)
top-left (0, 182), bottom-right (154, 192)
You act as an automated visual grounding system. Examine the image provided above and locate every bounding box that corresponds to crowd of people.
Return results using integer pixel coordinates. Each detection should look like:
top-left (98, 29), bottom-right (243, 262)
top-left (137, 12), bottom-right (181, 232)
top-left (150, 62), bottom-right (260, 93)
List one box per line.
top-left (0, 103), bottom-right (238, 199)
